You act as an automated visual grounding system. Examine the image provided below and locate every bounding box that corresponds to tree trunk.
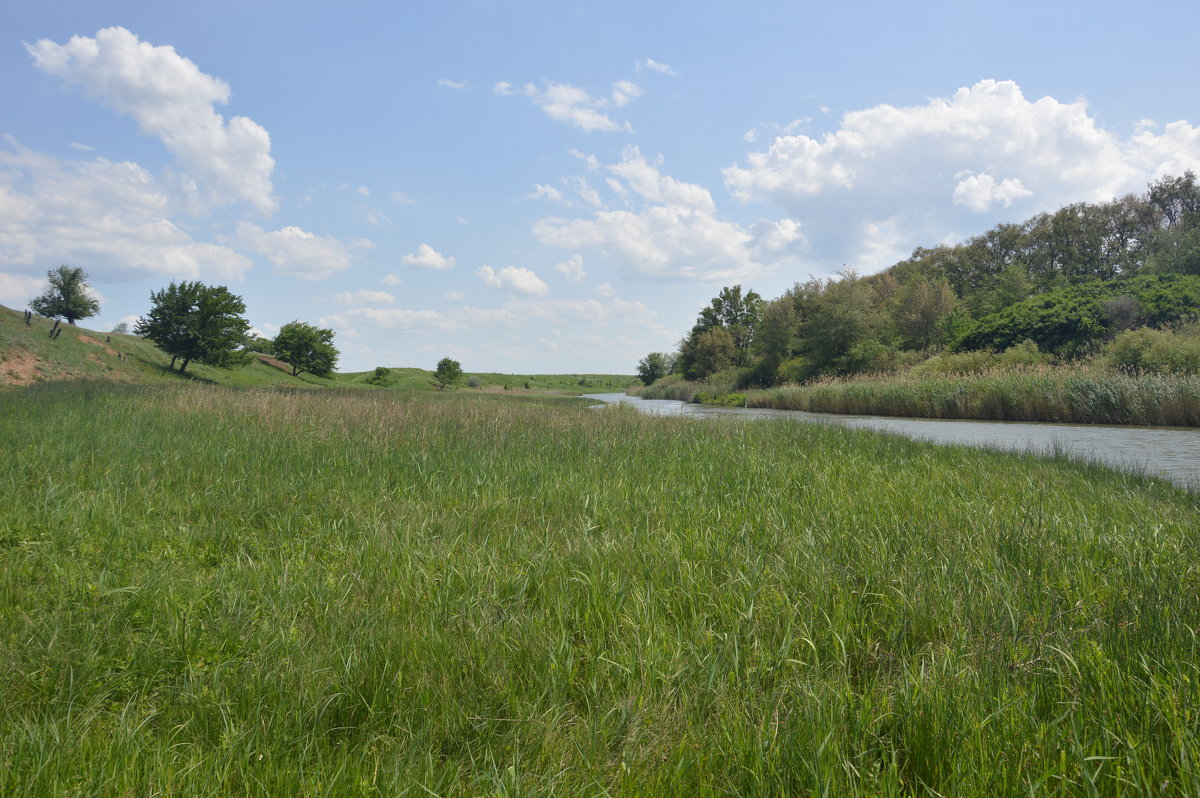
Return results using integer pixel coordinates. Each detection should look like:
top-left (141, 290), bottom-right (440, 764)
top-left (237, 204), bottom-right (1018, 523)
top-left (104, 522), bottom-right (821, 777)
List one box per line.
top-left (179, 358), bottom-right (190, 374)
top-left (170, 356), bottom-right (177, 370)
top-left (292, 365), bottom-right (299, 376)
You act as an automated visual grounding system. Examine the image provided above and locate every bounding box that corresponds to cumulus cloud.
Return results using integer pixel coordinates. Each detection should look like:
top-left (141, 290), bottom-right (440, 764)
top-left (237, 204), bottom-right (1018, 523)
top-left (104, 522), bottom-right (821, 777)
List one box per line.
top-left (951, 173), bottom-right (1033, 212)
top-left (437, 78), bottom-right (469, 90)
top-left (553, 254), bottom-right (586, 282)
top-left (445, 291), bottom-right (465, 300)
top-left (517, 80), bottom-right (640, 132)
top-left (0, 272), bottom-right (47, 306)
top-left (0, 139), bottom-right (252, 282)
top-left (533, 147), bottom-right (804, 281)
top-left (401, 243), bottom-right (455, 270)
top-left (27, 27), bottom-right (277, 214)
top-left (381, 273), bottom-right (403, 287)
top-left (595, 282), bottom-right (616, 297)
top-left (476, 265), bottom-right (550, 296)
top-left (724, 79), bottom-right (1200, 269)
top-left (333, 289), bottom-right (394, 305)
top-left (235, 222), bottom-right (353, 280)
top-left (493, 81), bottom-right (515, 95)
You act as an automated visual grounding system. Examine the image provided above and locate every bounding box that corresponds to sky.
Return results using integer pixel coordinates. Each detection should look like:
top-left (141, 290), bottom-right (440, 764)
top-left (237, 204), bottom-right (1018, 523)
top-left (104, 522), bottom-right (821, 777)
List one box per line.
top-left (2, 0), bottom-right (1199, 374)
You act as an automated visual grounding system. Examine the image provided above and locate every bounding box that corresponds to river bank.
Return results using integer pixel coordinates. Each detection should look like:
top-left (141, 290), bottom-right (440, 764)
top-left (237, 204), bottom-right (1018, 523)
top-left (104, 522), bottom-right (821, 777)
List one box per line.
top-left (634, 368), bottom-right (1200, 426)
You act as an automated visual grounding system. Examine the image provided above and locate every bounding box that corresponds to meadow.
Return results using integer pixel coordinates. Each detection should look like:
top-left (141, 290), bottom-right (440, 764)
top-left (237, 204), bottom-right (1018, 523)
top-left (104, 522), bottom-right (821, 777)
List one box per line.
top-left (2, 383), bottom-right (1199, 795)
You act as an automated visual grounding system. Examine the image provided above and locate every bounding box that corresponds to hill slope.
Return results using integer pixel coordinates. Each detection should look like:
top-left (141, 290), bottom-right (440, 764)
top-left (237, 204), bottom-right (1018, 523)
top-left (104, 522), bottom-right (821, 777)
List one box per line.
top-left (0, 305), bottom-right (635, 393)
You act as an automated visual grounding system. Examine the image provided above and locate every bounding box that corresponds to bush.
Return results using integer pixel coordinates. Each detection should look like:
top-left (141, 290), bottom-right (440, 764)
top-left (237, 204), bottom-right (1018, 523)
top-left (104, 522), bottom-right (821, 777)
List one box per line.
top-left (996, 339), bottom-right (1048, 367)
top-left (911, 350), bottom-right (995, 376)
top-left (1108, 327), bottom-right (1200, 374)
top-left (366, 366), bottom-right (392, 386)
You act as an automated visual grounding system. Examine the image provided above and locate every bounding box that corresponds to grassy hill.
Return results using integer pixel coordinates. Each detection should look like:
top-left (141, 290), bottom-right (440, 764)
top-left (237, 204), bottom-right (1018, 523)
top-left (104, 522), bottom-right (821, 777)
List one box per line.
top-left (0, 305), bottom-right (635, 393)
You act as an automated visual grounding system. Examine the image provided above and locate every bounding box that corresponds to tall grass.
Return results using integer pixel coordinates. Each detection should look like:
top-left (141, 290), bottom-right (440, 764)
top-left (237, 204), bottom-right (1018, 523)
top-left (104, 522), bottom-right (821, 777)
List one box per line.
top-left (746, 368), bottom-right (1200, 425)
top-left (2, 383), bottom-right (1199, 795)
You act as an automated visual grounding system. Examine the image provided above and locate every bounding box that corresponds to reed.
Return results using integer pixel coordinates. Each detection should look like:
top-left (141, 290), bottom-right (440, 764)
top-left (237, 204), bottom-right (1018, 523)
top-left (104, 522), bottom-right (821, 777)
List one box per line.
top-left (744, 368), bottom-right (1200, 425)
top-left (2, 382), bottom-right (1198, 795)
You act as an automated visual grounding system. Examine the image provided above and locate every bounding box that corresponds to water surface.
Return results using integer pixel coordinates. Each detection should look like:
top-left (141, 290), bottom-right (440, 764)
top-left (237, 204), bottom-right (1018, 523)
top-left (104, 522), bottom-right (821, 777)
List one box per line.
top-left (584, 393), bottom-right (1200, 491)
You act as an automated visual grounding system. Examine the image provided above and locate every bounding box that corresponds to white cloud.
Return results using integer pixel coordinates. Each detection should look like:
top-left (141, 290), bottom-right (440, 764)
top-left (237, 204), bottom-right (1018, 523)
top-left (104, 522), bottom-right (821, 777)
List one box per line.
top-left (533, 148), bottom-right (803, 281)
top-left (595, 282), bottom-right (616, 297)
top-left (28, 27), bottom-right (277, 214)
top-left (391, 191), bottom-right (415, 204)
top-left (235, 222), bottom-right (353, 280)
top-left (69, 141), bottom-right (95, 152)
top-left (401, 243), bottom-right (455, 270)
top-left (0, 272), bottom-right (47, 306)
top-left (493, 81), bottom-right (515, 96)
top-left (437, 78), bottom-right (469, 90)
top-left (952, 173), bottom-right (1033, 212)
top-left (333, 289), bottom-right (394, 305)
top-left (363, 207), bottom-right (391, 227)
top-left (573, 177), bottom-right (605, 209)
top-left (553, 254), bottom-right (586, 282)
top-left (0, 138), bottom-right (252, 282)
top-left (323, 308), bottom-right (461, 332)
top-left (518, 80), bottom-right (639, 132)
top-left (568, 149), bottom-right (601, 171)
top-left (356, 186), bottom-right (370, 197)
top-left (476, 265), bottom-right (550, 296)
top-left (743, 128), bottom-right (759, 143)
top-left (381, 273), bottom-right (403, 287)
top-left (445, 291), bottom-right (465, 301)
top-left (724, 79), bottom-right (1200, 269)
top-left (530, 184), bottom-right (564, 202)
top-left (636, 58), bottom-right (677, 76)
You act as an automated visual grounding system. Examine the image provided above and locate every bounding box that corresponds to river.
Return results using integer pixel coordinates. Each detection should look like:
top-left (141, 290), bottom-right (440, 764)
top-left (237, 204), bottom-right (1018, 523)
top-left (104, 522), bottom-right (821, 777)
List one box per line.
top-left (584, 393), bottom-right (1200, 491)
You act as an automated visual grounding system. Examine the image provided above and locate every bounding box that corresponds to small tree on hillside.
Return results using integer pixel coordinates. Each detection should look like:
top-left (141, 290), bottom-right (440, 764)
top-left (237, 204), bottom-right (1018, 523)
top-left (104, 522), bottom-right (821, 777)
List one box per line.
top-left (271, 321), bottom-right (339, 377)
top-left (135, 281), bottom-right (250, 373)
top-left (29, 265), bottom-right (101, 325)
top-left (433, 357), bottom-right (462, 389)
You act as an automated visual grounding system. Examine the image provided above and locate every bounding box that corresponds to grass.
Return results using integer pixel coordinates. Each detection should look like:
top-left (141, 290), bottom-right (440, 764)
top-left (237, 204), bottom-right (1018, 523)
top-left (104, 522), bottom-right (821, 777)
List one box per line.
top-left (2, 382), bottom-right (1199, 795)
top-left (638, 366), bottom-right (1200, 426)
top-left (1, 305), bottom-right (635, 395)
top-left (745, 368), bottom-right (1200, 426)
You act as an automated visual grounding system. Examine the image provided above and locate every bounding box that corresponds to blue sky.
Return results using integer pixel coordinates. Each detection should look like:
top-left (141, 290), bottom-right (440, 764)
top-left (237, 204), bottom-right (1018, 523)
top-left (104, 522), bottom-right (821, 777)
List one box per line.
top-left (3, 0), bottom-right (1199, 373)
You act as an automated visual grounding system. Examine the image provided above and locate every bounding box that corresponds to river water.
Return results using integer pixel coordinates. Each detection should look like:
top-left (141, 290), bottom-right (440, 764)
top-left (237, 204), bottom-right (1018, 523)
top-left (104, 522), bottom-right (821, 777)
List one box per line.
top-left (584, 393), bottom-right (1200, 491)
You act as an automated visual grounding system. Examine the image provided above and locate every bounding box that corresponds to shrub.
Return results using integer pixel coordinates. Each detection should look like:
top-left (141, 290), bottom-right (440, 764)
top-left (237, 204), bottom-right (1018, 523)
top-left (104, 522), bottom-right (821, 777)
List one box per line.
top-left (1107, 327), bottom-right (1200, 374)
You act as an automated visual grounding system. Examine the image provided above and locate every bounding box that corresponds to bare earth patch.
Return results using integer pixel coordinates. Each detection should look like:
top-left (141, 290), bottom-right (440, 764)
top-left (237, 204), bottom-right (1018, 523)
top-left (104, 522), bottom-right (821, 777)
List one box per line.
top-left (1, 350), bottom-right (45, 386)
top-left (78, 334), bottom-right (118, 356)
top-left (257, 354), bottom-right (292, 373)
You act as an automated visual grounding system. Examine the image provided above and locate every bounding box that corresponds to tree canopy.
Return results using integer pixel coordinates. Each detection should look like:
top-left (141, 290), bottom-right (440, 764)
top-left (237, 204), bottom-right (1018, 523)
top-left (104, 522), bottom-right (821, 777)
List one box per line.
top-left (135, 281), bottom-right (250, 374)
top-left (433, 358), bottom-right (463, 389)
top-left (271, 321), bottom-right (339, 377)
top-left (641, 172), bottom-right (1200, 388)
top-left (29, 265), bottom-right (100, 325)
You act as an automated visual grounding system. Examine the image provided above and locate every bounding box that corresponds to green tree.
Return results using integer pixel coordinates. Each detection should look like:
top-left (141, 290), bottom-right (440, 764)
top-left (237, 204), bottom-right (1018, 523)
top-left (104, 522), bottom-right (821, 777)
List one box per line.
top-left (135, 281), bottom-right (251, 374)
top-left (636, 352), bottom-right (672, 385)
top-left (692, 327), bottom-right (736, 377)
top-left (433, 357), bottom-right (463, 389)
top-left (29, 265), bottom-right (100, 325)
top-left (272, 321), bottom-right (339, 377)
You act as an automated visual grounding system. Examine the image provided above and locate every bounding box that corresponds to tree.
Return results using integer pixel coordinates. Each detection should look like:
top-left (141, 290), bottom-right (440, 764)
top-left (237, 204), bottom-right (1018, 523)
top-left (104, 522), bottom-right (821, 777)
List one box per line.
top-left (29, 265), bottom-right (100, 325)
top-left (271, 321), bottom-right (339, 377)
top-left (135, 281), bottom-right (250, 374)
top-left (433, 357), bottom-right (462, 389)
top-left (636, 352), bottom-right (672, 385)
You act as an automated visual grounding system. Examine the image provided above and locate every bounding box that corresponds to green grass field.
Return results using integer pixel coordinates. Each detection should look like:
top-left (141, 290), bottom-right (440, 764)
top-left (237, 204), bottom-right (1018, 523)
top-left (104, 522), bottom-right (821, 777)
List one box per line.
top-left (2, 382), bottom-right (1198, 795)
top-left (0, 306), bottom-right (634, 395)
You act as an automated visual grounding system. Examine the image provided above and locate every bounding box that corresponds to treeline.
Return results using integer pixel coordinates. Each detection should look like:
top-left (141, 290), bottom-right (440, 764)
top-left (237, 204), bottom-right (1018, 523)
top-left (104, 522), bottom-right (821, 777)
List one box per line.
top-left (639, 172), bottom-right (1200, 387)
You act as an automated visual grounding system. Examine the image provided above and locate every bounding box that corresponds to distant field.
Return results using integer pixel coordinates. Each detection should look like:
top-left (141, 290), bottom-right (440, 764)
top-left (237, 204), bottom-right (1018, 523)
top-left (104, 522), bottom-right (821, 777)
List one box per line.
top-left (0, 305), bottom-right (634, 394)
top-left (2, 382), bottom-right (1198, 795)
